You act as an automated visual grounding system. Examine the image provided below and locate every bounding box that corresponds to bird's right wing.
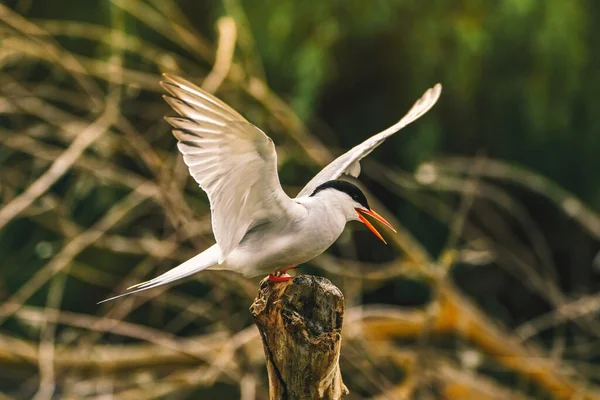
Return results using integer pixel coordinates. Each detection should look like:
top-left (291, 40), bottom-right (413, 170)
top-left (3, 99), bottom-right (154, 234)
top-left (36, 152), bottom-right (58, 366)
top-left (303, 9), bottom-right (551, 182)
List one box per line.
top-left (161, 74), bottom-right (300, 262)
top-left (296, 83), bottom-right (442, 198)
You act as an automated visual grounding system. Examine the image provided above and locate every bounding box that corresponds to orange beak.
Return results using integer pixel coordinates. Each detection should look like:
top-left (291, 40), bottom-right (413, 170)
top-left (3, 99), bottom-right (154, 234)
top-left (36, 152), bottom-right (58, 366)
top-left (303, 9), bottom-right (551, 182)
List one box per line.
top-left (355, 208), bottom-right (397, 244)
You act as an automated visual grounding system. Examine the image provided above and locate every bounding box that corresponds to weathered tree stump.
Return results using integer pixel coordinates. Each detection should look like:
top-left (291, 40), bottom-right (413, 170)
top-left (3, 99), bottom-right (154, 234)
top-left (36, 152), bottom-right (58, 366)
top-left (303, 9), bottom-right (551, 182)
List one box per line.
top-left (250, 275), bottom-right (348, 400)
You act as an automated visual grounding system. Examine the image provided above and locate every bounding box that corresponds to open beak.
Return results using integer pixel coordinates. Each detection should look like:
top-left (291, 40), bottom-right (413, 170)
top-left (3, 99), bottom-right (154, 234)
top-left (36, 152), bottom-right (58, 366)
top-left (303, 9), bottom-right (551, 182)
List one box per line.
top-left (355, 208), bottom-right (397, 244)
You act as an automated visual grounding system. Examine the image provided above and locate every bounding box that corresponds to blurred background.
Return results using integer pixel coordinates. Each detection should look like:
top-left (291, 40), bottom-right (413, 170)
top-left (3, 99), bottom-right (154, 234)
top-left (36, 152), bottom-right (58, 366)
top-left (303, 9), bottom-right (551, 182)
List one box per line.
top-left (1, 0), bottom-right (600, 399)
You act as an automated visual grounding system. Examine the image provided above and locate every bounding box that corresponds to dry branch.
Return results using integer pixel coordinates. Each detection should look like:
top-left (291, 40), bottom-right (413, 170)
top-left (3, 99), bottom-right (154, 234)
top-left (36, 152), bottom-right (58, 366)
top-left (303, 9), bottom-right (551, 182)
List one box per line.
top-left (250, 275), bottom-right (348, 400)
top-left (355, 283), bottom-right (600, 400)
top-left (0, 108), bottom-right (116, 231)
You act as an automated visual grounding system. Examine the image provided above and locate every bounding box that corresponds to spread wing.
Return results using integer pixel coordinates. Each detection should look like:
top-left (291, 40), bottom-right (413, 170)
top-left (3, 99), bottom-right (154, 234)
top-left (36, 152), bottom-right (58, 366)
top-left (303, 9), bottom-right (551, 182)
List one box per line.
top-left (161, 74), bottom-right (298, 262)
top-left (296, 83), bottom-right (442, 198)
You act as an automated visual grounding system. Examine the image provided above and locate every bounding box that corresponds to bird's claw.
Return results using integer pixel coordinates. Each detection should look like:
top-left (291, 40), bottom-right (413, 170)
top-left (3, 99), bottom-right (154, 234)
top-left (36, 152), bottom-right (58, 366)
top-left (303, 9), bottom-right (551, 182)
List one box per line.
top-left (268, 273), bottom-right (293, 282)
top-left (268, 266), bottom-right (298, 282)
top-left (267, 265), bottom-right (298, 282)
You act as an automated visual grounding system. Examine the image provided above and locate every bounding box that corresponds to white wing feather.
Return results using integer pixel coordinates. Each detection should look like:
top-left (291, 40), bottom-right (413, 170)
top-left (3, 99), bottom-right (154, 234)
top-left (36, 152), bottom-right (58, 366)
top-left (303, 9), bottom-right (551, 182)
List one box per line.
top-left (296, 83), bottom-right (442, 198)
top-left (161, 74), bottom-right (298, 262)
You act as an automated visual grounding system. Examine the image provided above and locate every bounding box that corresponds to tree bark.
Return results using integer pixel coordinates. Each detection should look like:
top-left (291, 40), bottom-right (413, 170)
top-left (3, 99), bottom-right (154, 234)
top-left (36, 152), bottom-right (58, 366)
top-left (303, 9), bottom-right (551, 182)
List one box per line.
top-left (250, 275), bottom-right (348, 400)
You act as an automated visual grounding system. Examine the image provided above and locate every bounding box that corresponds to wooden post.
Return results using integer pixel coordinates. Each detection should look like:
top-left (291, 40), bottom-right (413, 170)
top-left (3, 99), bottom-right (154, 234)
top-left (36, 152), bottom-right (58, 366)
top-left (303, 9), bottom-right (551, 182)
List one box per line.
top-left (250, 275), bottom-right (348, 400)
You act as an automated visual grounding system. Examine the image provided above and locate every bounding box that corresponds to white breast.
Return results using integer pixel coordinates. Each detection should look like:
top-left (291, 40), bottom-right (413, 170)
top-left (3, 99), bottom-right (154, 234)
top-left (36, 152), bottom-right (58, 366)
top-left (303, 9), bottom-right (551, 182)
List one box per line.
top-left (219, 197), bottom-right (347, 276)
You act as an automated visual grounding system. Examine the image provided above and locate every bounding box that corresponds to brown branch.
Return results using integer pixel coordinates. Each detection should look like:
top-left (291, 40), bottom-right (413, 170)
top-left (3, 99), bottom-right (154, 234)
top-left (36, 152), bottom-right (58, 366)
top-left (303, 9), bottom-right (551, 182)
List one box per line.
top-left (0, 330), bottom-right (245, 372)
top-left (0, 107), bottom-right (116, 231)
top-left (354, 283), bottom-right (600, 400)
top-left (201, 16), bottom-right (237, 93)
top-left (250, 276), bottom-right (348, 400)
top-left (364, 343), bottom-right (531, 400)
top-left (0, 184), bottom-right (151, 323)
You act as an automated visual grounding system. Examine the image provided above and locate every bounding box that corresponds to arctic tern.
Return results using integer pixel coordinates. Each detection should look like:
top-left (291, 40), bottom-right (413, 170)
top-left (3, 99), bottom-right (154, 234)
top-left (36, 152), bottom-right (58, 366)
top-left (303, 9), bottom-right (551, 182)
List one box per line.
top-left (100, 74), bottom-right (441, 303)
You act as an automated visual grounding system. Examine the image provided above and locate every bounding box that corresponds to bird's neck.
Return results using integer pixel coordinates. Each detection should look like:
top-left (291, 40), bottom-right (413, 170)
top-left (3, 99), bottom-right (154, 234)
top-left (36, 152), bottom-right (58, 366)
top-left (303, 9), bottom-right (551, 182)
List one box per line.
top-left (295, 197), bottom-right (347, 245)
top-left (298, 192), bottom-right (357, 224)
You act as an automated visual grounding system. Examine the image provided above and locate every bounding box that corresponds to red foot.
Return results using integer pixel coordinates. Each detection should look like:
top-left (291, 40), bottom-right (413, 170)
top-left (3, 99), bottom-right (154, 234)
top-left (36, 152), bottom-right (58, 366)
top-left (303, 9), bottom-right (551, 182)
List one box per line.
top-left (268, 266), bottom-right (298, 282)
top-left (268, 274), bottom-right (293, 282)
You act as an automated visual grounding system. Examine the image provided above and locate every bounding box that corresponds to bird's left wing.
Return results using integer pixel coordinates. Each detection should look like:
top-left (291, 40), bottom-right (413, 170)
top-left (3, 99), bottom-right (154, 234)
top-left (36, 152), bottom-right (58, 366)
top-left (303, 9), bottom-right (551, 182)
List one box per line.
top-left (296, 83), bottom-right (442, 198)
top-left (161, 74), bottom-right (299, 262)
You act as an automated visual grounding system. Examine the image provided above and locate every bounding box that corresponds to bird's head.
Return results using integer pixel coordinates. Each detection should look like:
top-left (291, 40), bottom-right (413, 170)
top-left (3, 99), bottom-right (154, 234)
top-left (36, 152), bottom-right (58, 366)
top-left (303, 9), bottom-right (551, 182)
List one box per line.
top-left (310, 180), bottom-right (396, 244)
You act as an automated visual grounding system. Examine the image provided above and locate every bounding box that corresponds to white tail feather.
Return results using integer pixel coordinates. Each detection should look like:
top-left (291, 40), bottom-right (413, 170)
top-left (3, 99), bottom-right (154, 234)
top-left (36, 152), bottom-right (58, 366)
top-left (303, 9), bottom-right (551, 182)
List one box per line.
top-left (98, 244), bottom-right (220, 303)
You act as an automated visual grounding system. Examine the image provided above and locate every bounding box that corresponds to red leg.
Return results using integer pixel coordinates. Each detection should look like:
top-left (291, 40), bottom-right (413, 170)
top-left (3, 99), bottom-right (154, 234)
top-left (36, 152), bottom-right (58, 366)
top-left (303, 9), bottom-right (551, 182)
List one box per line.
top-left (280, 265), bottom-right (298, 274)
top-left (268, 274), bottom-right (293, 282)
top-left (268, 265), bottom-right (298, 282)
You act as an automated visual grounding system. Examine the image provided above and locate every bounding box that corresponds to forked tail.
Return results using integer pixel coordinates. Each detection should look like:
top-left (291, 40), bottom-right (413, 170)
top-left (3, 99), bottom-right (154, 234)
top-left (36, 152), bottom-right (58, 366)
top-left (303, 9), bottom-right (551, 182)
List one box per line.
top-left (98, 244), bottom-right (220, 303)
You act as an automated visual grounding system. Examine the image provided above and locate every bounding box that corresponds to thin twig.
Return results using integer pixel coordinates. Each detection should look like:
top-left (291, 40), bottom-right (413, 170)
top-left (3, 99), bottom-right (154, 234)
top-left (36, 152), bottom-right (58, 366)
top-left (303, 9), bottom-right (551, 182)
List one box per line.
top-left (0, 104), bottom-right (117, 231)
top-left (202, 16), bottom-right (237, 93)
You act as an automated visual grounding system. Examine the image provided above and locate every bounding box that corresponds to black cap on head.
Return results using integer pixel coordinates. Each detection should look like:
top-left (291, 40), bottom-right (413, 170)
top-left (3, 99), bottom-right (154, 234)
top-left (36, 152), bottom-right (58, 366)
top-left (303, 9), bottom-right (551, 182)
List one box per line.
top-left (310, 180), bottom-right (370, 210)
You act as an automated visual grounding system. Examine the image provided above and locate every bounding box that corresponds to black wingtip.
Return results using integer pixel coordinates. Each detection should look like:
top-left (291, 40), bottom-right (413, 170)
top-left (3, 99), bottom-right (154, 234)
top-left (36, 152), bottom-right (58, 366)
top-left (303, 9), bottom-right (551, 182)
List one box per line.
top-left (162, 94), bottom-right (181, 109)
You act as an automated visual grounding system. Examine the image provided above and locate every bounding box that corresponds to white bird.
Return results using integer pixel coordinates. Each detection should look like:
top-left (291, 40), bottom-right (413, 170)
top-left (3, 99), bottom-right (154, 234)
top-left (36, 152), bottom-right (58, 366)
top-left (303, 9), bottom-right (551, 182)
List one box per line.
top-left (99, 74), bottom-right (441, 303)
